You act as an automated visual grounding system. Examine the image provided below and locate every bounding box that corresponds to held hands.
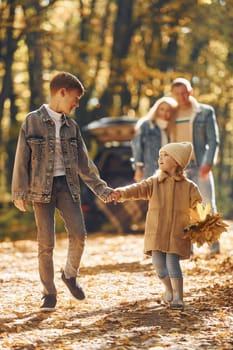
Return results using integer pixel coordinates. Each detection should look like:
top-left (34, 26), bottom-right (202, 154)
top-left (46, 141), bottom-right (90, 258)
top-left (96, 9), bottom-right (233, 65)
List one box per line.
top-left (13, 199), bottom-right (28, 212)
top-left (105, 190), bottom-right (121, 204)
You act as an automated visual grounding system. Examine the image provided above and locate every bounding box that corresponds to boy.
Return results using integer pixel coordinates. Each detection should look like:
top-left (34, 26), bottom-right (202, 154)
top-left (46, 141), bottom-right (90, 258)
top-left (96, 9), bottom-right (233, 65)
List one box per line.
top-left (12, 71), bottom-right (113, 311)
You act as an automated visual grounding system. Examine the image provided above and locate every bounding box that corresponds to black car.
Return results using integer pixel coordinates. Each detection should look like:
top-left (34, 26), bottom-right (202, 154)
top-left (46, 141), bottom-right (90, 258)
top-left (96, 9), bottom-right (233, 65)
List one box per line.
top-left (81, 116), bottom-right (147, 233)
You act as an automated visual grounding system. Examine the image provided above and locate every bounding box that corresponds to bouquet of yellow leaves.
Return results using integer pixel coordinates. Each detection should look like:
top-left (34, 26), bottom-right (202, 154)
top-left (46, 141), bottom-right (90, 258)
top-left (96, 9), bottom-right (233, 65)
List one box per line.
top-left (183, 203), bottom-right (229, 247)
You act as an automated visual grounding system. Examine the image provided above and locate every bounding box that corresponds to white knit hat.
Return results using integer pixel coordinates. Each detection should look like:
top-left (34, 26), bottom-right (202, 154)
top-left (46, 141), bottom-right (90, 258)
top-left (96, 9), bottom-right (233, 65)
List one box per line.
top-left (160, 142), bottom-right (193, 169)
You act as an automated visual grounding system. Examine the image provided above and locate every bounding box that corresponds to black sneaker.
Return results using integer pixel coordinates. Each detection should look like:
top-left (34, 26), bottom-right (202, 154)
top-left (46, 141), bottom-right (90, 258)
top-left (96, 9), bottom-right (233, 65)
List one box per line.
top-left (61, 271), bottom-right (85, 300)
top-left (40, 294), bottom-right (57, 311)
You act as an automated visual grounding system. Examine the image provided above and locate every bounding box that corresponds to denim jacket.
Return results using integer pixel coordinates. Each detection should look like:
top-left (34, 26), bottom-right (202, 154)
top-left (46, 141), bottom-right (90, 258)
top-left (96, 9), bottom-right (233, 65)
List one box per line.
top-left (12, 105), bottom-right (111, 203)
top-left (131, 120), bottom-right (165, 178)
top-left (192, 102), bottom-right (219, 166)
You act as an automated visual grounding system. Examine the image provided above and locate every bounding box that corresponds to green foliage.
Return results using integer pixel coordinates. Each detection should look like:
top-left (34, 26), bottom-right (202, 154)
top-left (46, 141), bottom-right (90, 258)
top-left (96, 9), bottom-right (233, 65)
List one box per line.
top-left (0, 204), bottom-right (66, 242)
top-left (0, 205), bottom-right (36, 242)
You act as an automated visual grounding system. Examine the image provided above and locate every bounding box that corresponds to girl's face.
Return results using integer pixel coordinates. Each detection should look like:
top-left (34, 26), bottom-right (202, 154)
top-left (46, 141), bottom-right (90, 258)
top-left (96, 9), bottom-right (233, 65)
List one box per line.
top-left (156, 102), bottom-right (173, 121)
top-left (158, 151), bottom-right (178, 175)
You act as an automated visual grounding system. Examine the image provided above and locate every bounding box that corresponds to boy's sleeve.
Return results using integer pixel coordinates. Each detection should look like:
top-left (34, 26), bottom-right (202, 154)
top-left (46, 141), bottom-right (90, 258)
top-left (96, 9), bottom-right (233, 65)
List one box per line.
top-left (76, 127), bottom-right (112, 201)
top-left (11, 125), bottom-right (31, 200)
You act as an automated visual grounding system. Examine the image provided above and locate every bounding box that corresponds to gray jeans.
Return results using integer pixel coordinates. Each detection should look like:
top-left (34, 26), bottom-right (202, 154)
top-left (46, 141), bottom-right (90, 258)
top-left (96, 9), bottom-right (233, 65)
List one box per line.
top-left (33, 176), bottom-right (86, 295)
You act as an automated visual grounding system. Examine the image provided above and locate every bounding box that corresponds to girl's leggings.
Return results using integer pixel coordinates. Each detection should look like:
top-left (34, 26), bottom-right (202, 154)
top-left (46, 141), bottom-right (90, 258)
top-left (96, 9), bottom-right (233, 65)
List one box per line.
top-left (152, 250), bottom-right (182, 279)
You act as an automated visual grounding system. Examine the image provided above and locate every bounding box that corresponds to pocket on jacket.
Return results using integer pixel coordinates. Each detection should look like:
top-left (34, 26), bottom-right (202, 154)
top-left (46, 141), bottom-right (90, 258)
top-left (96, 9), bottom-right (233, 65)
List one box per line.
top-left (173, 212), bottom-right (190, 238)
top-left (27, 137), bottom-right (45, 161)
top-left (145, 208), bottom-right (159, 233)
top-left (70, 138), bottom-right (78, 159)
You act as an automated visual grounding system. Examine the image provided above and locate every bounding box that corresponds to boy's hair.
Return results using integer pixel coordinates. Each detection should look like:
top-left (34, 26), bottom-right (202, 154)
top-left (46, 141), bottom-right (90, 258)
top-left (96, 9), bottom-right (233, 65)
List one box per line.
top-left (50, 72), bottom-right (85, 95)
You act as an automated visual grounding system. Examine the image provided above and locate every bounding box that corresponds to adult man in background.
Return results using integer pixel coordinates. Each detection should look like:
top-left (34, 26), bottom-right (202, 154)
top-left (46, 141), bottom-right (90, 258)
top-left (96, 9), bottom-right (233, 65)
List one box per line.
top-left (171, 77), bottom-right (220, 256)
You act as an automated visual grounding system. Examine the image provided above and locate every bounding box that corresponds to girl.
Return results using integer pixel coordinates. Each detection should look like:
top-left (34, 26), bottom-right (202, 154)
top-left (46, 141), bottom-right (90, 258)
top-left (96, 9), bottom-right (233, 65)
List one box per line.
top-left (107, 142), bottom-right (202, 309)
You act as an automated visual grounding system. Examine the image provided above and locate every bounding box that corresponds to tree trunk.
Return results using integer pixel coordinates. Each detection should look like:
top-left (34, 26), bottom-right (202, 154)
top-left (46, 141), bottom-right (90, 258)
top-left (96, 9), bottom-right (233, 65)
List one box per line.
top-left (100, 0), bottom-right (134, 117)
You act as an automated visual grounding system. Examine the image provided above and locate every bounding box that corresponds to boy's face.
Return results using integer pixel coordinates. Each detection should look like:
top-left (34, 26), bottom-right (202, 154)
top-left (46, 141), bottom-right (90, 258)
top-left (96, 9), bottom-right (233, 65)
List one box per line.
top-left (57, 88), bottom-right (82, 114)
top-left (158, 151), bottom-right (178, 174)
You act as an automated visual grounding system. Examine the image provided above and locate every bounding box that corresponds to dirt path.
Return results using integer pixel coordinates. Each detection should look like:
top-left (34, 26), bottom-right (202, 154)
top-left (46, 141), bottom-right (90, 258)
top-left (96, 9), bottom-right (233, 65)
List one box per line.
top-left (0, 222), bottom-right (233, 349)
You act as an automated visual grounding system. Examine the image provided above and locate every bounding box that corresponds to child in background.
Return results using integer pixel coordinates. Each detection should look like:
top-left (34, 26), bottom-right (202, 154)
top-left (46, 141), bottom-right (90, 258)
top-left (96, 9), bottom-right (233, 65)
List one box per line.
top-left (106, 142), bottom-right (202, 309)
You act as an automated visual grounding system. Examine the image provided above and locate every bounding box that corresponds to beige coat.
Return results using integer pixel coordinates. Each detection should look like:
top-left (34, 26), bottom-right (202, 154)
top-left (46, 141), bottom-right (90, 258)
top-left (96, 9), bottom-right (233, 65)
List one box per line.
top-left (118, 171), bottom-right (202, 259)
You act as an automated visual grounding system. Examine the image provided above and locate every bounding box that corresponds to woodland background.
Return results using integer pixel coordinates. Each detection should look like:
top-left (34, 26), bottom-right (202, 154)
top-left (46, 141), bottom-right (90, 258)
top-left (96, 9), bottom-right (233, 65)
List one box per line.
top-left (0, 0), bottom-right (233, 240)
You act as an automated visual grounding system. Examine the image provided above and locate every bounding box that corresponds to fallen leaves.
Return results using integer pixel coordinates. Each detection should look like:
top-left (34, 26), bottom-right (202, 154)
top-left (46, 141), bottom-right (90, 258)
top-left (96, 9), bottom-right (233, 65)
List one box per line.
top-left (0, 222), bottom-right (233, 349)
top-left (184, 204), bottom-right (229, 247)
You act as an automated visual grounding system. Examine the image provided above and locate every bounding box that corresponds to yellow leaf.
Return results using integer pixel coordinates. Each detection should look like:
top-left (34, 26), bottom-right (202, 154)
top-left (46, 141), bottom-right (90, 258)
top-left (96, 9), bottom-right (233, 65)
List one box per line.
top-left (189, 208), bottom-right (201, 223)
top-left (196, 202), bottom-right (212, 221)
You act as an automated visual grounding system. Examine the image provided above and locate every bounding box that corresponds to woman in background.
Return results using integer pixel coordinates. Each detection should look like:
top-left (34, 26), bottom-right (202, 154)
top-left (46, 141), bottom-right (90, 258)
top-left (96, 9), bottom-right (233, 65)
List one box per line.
top-left (131, 96), bottom-right (177, 182)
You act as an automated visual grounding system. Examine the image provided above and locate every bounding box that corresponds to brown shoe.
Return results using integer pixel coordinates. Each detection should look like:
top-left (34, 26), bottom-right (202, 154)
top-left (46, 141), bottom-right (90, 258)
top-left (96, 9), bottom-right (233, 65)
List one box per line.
top-left (40, 294), bottom-right (57, 311)
top-left (61, 271), bottom-right (85, 300)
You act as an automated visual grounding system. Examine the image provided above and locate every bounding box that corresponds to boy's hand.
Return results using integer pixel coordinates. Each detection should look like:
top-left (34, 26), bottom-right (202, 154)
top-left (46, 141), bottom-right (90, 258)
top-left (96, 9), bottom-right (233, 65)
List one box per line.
top-left (13, 199), bottom-right (28, 212)
top-left (105, 190), bottom-right (121, 204)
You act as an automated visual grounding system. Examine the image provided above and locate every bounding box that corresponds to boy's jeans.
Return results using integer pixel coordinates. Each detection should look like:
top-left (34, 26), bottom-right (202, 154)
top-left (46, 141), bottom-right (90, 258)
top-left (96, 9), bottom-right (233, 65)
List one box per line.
top-left (33, 176), bottom-right (86, 295)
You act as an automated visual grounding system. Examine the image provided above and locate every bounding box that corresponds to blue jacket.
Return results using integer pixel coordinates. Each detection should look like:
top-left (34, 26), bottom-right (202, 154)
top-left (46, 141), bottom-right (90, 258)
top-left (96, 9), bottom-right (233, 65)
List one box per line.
top-left (131, 120), bottom-right (165, 178)
top-left (192, 103), bottom-right (219, 166)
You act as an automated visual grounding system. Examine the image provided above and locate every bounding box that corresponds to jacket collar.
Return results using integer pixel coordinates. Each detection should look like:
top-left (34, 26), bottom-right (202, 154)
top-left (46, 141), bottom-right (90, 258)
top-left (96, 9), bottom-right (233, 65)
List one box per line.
top-left (39, 105), bottom-right (70, 126)
top-left (157, 171), bottom-right (185, 183)
top-left (189, 96), bottom-right (201, 114)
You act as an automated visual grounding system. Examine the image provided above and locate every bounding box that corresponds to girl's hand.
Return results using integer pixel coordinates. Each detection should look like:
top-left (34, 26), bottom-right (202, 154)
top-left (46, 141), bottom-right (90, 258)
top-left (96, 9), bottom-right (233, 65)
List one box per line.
top-left (105, 190), bottom-right (121, 204)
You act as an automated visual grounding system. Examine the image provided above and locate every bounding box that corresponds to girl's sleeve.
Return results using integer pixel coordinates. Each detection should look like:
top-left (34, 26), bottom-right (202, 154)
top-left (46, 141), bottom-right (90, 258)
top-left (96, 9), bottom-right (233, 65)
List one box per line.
top-left (190, 183), bottom-right (203, 208)
top-left (117, 177), bottom-right (154, 201)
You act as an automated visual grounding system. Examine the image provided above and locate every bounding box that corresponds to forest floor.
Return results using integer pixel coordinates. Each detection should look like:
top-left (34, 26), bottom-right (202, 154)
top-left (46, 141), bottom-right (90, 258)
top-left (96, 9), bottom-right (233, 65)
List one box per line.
top-left (0, 221), bottom-right (233, 350)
